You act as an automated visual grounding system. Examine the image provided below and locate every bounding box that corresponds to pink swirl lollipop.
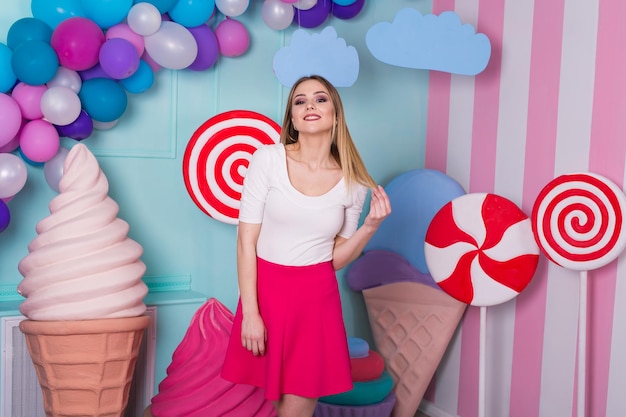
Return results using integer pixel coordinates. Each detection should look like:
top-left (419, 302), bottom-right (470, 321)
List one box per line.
top-left (424, 193), bottom-right (540, 307)
top-left (532, 172), bottom-right (626, 271)
top-left (183, 110), bottom-right (281, 224)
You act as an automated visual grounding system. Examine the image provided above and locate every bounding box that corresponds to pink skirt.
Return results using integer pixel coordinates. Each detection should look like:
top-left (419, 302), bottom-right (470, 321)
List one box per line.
top-left (221, 258), bottom-right (353, 401)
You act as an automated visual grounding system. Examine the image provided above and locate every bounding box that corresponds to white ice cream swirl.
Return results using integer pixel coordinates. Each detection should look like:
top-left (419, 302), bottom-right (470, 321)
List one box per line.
top-left (17, 144), bottom-right (148, 320)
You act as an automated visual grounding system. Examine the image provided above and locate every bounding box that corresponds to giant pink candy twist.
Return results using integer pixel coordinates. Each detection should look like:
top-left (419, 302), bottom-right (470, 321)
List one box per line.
top-left (150, 298), bottom-right (276, 417)
top-left (17, 144), bottom-right (148, 320)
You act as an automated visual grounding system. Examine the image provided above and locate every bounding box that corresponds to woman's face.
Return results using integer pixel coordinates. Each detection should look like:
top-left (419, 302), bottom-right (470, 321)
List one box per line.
top-left (290, 79), bottom-right (336, 137)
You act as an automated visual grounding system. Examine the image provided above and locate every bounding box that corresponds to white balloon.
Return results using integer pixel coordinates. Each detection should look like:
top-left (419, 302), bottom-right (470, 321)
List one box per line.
top-left (144, 21), bottom-right (198, 70)
top-left (47, 67), bottom-right (82, 93)
top-left (262, 0), bottom-right (295, 30)
top-left (40, 86), bottom-right (82, 126)
top-left (216, 0), bottom-right (250, 17)
top-left (44, 146), bottom-right (70, 193)
top-left (294, 0), bottom-right (317, 10)
top-left (0, 153), bottom-right (27, 199)
top-left (93, 119), bottom-right (119, 130)
top-left (127, 2), bottom-right (162, 36)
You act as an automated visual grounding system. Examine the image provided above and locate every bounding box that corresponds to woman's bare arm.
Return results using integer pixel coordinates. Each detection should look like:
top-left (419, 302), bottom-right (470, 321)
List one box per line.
top-left (332, 185), bottom-right (391, 270)
top-left (237, 221), bottom-right (267, 356)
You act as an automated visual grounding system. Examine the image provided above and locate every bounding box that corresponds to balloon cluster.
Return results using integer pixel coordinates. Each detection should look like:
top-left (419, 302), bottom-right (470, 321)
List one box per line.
top-left (262, 0), bottom-right (365, 30)
top-left (0, 0), bottom-right (366, 234)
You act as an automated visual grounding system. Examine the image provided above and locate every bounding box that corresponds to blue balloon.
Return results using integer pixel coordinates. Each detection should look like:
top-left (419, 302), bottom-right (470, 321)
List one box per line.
top-left (31, 0), bottom-right (85, 29)
top-left (333, 0), bottom-right (357, 5)
top-left (120, 60), bottom-right (154, 94)
top-left (78, 78), bottom-right (128, 122)
top-left (169, 0), bottom-right (216, 28)
top-left (0, 199), bottom-right (10, 233)
top-left (7, 18), bottom-right (53, 49)
top-left (364, 169), bottom-right (466, 274)
top-left (80, 0), bottom-right (133, 29)
top-left (0, 44), bottom-right (17, 93)
top-left (11, 40), bottom-right (59, 86)
top-left (135, 0), bottom-right (177, 14)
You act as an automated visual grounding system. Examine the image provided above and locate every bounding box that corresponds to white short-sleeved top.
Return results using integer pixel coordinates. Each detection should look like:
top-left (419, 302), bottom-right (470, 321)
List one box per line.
top-left (238, 144), bottom-right (368, 266)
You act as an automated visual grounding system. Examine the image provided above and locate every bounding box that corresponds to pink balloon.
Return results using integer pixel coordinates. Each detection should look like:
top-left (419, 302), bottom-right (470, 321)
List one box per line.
top-left (215, 18), bottom-right (249, 57)
top-left (281, 0), bottom-right (298, 2)
top-left (0, 93), bottom-right (22, 147)
top-left (0, 134), bottom-right (20, 153)
top-left (10, 82), bottom-right (47, 121)
top-left (51, 17), bottom-right (105, 71)
top-left (106, 23), bottom-right (145, 56)
top-left (19, 119), bottom-right (60, 163)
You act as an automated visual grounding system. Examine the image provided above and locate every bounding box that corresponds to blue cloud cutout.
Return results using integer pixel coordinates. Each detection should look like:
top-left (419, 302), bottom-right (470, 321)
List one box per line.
top-left (273, 26), bottom-right (359, 88)
top-left (366, 8), bottom-right (491, 76)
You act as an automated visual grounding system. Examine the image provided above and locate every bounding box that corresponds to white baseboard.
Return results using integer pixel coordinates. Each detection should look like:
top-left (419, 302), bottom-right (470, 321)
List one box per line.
top-left (418, 399), bottom-right (460, 417)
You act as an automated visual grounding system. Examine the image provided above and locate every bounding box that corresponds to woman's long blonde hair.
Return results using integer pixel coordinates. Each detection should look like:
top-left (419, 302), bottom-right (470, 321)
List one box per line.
top-left (280, 75), bottom-right (376, 189)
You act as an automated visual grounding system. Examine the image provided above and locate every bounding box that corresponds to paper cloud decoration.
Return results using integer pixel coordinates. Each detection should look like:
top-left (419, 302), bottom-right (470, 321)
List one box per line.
top-left (273, 26), bottom-right (359, 88)
top-left (366, 8), bottom-right (491, 76)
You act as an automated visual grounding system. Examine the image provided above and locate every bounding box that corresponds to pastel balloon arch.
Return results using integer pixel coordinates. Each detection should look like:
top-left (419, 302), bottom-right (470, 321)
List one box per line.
top-left (0, 0), bottom-right (366, 233)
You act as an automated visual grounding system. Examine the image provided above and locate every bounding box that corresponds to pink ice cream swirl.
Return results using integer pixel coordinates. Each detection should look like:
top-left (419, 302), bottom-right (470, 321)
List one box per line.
top-left (17, 144), bottom-right (148, 321)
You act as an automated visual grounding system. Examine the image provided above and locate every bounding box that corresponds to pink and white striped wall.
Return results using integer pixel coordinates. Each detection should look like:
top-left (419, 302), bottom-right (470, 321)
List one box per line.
top-left (422, 0), bottom-right (626, 416)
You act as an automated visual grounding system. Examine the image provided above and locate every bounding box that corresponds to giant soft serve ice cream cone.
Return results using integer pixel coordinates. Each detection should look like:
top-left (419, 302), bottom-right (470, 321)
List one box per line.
top-left (17, 144), bottom-right (149, 417)
top-left (20, 316), bottom-right (149, 417)
top-left (347, 251), bottom-right (466, 417)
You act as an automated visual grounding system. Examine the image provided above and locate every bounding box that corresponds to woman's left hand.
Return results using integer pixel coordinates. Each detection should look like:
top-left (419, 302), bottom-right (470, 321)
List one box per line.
top-left (364, 185), bottom-right (391, 229)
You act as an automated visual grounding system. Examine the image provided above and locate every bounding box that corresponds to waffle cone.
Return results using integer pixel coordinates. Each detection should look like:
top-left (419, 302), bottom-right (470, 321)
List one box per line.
top-left (19, 315), bottom-right (150, 417)
top-left (362, 282), bottom-right (465, 417)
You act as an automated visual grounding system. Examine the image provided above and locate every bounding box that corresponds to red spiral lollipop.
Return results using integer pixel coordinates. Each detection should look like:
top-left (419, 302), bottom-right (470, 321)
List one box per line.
top-left (183, 110), bottom-right (281, 224)
top-left (531, 172), bottom-right (626, 271)
top-left (425, 193), bottom-right (540, 306)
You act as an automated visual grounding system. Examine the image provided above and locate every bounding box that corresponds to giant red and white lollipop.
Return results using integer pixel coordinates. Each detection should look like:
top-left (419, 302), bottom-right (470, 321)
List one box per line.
top-left (425, 193), bottom-right (540, 307)
top-left (183, 110), bottom-right (281, 224)
top-left (425, 192), bottom-right (540, 417)
top-left (532, 172), bottom-right (626, 417)
top-left (532, 172), bottom-right (626, 270)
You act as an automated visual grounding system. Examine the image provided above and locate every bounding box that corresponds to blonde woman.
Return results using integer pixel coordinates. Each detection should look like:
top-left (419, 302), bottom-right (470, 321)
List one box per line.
top-left (222, 75), bottom-right (391, 417)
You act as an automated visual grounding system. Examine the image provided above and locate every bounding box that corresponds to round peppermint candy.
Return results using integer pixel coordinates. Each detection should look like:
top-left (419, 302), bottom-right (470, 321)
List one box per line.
top-left (425, 193), bottom-right (540, 306)
top-left (532, 172), bottom-right (626, 271)
top-left (183, 110), bottom-right (281, 224)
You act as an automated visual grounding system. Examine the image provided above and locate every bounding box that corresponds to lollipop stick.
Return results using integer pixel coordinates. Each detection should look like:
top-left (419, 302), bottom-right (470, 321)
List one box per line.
top-left (479, 306), bottom-right (486, 417)
top-left (578, 270), bottom-right (588, 417)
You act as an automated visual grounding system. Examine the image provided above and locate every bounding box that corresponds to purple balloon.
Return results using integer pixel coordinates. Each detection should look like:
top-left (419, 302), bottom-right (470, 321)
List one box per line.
top-left (293, 0), bottom-right (332, 28)
top-left (187, 24), bottom-right (219, 71)
top-left (332, 0), bottom-right (364, 19)
top-left (346, 250), bottom-right (441, 291)
top-left (99, 37), bottom-right (140, 79)
top-left (0, 200), bottom-right (9, 233)
top-left (56, 109), bottom-right (93, 140)
top-left (79, 63), bottom-right (112, 80)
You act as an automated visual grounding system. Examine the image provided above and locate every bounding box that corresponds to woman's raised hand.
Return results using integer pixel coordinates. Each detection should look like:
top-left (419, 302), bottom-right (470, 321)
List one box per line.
top-left (364, 185), bottom-right (391, 228)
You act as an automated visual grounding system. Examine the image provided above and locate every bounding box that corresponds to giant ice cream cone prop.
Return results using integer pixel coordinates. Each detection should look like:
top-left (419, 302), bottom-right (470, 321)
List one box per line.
top-left (20, 316), bottom-right (149, 417)
top-left (349, 251), bottom-right (466, 417)
top-left (362, 282), bottom-right (465, 417)
top-left (17, 144), bottom-right (149, 417)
